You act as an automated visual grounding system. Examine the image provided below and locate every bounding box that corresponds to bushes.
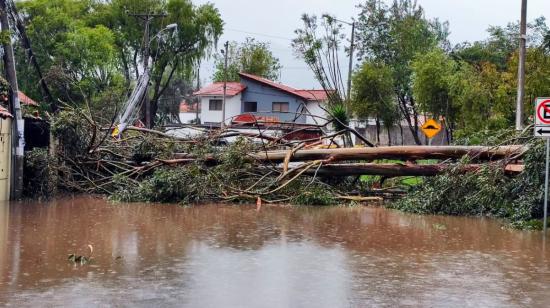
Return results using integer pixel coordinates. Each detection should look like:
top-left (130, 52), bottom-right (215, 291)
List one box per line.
top-left (110, 139), bottom-right (341, 206)
top-left (391, 138), bottom-right (547, 228)
top-left (112, 165), bottom-right (212, 204)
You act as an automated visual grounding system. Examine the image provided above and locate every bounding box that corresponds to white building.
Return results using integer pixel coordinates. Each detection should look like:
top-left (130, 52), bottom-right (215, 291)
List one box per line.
top-left (193, 74), bottom-right (330, 126)
top-left (178, 100), bottom-right (200, 124)
top-left (193, 82), bottom-right (246, 126)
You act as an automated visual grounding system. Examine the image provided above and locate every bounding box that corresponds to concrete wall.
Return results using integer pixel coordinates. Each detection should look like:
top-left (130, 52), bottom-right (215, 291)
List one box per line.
top-left (179, 112), bottom-right (200, 124)
top-left (305, 101), bottom-right (328, 125)
top-left (240, 79), bottom-right (307, 123)
top-left (200, 94), bottom-right (242, 125)
top-left (353, 122), bottom-right (449, 146)
top-left (0, 117), bottom-right (11, 201)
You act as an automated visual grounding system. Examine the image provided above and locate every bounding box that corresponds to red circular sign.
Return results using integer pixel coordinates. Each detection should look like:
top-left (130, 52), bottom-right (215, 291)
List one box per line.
top-left (537, 100), bottom-right (550, 124)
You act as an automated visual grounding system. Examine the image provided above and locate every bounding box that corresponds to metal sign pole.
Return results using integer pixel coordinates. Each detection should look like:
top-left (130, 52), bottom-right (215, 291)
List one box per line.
top-left (544, 138), bottom-right (550, 234)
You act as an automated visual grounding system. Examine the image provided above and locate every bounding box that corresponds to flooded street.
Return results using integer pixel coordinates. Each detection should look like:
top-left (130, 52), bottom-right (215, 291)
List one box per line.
top-left (0, 197), bottom-right (549, 307)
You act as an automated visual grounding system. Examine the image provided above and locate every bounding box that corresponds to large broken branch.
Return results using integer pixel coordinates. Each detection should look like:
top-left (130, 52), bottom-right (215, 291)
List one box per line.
top-left (250, 145), bottom-right (527, 163)
top-left (303, 163), bottom-right (525, 177)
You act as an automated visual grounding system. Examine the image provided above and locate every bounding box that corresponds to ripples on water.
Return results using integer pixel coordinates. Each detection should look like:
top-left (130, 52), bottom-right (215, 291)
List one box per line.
top-left (0, 196), bottom-right (549, 307)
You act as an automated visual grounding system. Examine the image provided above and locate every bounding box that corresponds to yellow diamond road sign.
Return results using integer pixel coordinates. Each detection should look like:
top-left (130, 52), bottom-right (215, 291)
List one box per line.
top-left (421, 119), bottom-right (442, 139)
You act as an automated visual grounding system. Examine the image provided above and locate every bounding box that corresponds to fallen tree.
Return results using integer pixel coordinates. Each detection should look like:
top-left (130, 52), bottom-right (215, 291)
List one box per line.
top-left (38, 107), bottom-right (532, 210)
top-left (303, 163), bottom-right (525, 177)
top-left (250, 145), bottom-right (527, 163)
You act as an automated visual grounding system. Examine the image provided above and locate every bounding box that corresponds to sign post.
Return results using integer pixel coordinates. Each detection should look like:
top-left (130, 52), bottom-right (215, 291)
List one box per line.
top-left (534, 98), bottom-right (550, 234)
top-left (421, 119), bottom-right (442, 146)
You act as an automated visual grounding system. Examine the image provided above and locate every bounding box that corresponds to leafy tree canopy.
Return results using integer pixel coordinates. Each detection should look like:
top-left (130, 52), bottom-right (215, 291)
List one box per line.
top-left (213, 38), bottom-right (282, 82)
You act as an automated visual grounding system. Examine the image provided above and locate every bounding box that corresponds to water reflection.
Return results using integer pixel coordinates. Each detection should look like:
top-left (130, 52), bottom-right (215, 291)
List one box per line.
top-left (0, 197), bottom-right (549, 307)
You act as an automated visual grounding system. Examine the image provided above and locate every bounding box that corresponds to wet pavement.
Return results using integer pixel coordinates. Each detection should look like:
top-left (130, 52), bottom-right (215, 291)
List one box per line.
top-left (0, 196), bottom-right (549, 307)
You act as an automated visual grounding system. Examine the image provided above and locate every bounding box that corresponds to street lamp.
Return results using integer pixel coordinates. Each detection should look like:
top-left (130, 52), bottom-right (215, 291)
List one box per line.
top-left (151, 23), bottom-right (178, 43)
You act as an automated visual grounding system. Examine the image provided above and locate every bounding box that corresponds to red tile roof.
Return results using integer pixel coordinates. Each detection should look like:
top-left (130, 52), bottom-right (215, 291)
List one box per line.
top-left (0, 105), bottom-right (13, 119)
top-left (239, 72), bottom-right (304, 98)
top-left (295, 90), bottom-right (330, 101)
top-left (194, 73), bottom-right (332, 102)
top-left (18, 91), bottom-right (39, 106)
top-left (193, 82), bottom-right (246, 96)
top-left (239, 73), bottom-right (330, 101)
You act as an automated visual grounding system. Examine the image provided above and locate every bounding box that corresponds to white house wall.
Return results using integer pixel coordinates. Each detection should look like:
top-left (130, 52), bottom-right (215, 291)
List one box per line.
top-left (306, 101), bottom-right (328, 125)
top-left (200, 94), bottom-right (242, 125)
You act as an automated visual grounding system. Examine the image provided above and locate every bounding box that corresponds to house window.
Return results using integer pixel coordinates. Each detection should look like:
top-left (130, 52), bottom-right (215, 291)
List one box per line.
top-left (209, 99), bottom-right (223, 111)
top-left (272, 102), bottom-right (289, 112)
top-left (244, 102), bottom-right (257, 112)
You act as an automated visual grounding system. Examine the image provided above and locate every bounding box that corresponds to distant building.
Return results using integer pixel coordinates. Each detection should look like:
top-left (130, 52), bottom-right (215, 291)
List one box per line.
top-left (178, 100), bottom-right (200, 124)
top-left (193, 73), bottom-right (330, 126)
top-left (18, 91), bottom-right (39, 107)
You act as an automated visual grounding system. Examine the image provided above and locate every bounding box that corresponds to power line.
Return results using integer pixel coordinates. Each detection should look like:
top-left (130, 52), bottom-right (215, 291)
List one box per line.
top-left (225, 27), bottom-right (294, 41)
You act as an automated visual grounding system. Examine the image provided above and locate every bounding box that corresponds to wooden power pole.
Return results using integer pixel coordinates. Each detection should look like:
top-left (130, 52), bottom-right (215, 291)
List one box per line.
top-left (516, 0), bottom-right (528, 131)
top-left (0, 0), bottom-right (23, 199)
top-left (128, 12), bottom-right (166, 128)
top-left (221, 41), bottom-right (229, 128)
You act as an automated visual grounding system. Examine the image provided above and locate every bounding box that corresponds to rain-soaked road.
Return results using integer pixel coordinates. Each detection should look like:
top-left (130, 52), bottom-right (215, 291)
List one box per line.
top-left (0, 196), bottom-right (549, 307)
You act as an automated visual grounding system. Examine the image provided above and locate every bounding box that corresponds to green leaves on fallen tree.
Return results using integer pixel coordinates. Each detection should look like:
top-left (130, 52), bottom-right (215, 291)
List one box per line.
top-left (392, 133), bottom-right (547, 229)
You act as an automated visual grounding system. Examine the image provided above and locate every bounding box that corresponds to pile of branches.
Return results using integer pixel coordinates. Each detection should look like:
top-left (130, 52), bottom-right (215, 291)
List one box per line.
top-left (48, 106), bottom-right (530, 208)
top-left (50, 106), bottom-right (362, 205)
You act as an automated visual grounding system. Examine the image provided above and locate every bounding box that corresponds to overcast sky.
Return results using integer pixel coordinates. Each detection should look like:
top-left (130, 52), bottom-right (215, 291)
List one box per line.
top-left (195, 0), bottom-right (550, 89)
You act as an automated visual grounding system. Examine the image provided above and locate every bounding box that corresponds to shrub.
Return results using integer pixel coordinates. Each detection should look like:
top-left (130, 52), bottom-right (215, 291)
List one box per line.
top-left (24, 148), bottom-right (57, 199)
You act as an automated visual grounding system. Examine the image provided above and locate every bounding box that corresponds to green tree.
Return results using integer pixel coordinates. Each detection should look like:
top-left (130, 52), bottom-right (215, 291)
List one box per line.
top-left (15, 0), bottom-right (120, 107)
top-left (356, 0), bottom-right (449, 144)
top-left (15, 0), bottom-right (223, 126)
top-left (352, 61), bottom-right (397, 144)
top-left (411, 48), bottom-right (457, 141)
top-left (292, 14), bottom-right (349, 105)
top-left (213, 38), bottom-right (282, 82)
top-left (96, 0), bottom-right (223, 126)
top-left (293, 14), bottom-right (353, 146)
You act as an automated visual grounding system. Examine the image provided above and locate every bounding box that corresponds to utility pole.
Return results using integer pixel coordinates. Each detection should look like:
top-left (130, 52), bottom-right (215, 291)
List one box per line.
top-left (195, 65), bottom-right (200, 124)
top-left (221, 41), bottom-right (229, 128)
top-left (0, 0), bottom-right (23, 199)
top-left (128, 12), bottom-right (167, 129)
top-left (347, 21), bottom-right (356, 106)
top-left (516, 0), bottom-right (527, 131)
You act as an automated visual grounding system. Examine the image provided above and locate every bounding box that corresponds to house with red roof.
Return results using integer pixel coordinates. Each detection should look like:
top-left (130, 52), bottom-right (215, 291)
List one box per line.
top-left (193, 73), bottom-right (330, 126)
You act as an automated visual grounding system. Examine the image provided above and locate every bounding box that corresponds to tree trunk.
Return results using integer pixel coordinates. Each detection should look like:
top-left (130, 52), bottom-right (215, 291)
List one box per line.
top-left (8, 0), bottom-right (55, 110)
top-left (250, 145), bottom-right (526, 163)
top-left (397, 95), bottom-right (422, 145)
top-left (375, 118), bottom-right (381, 145)
top-left (303, 163), bottom-right (524, 177)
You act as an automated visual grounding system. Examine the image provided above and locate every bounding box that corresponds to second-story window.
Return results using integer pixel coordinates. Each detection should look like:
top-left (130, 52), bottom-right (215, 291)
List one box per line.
top-left (209, 99), bottom-right (223, 111)
top-left (272, 102), bottom-right (289, 112)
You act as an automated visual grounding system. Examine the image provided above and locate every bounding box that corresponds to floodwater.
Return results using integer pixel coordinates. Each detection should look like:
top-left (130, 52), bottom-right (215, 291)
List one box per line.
top-left (0, 197), bottom-right (549, 307)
